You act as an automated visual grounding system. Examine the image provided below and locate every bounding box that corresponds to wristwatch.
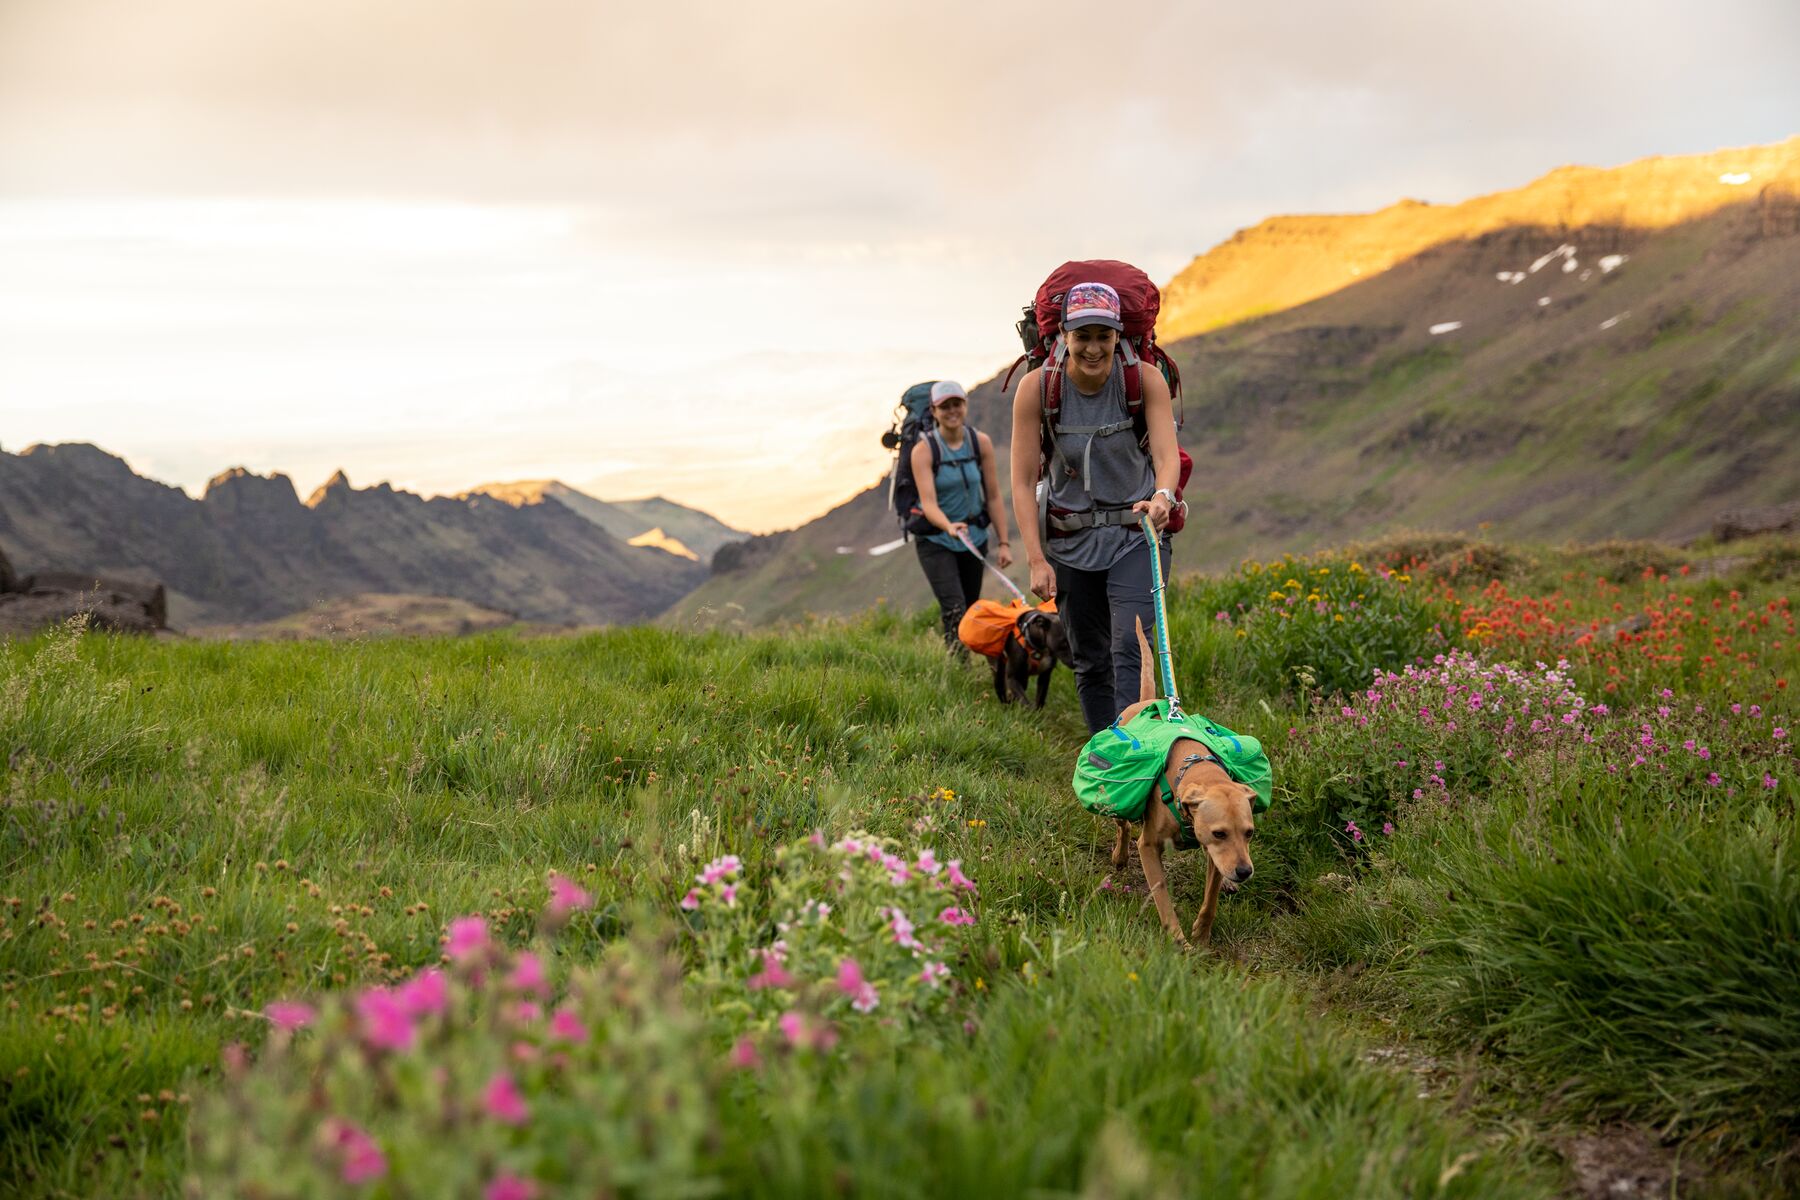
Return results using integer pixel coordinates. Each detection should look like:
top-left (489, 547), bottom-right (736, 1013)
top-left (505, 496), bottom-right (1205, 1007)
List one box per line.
top-left (1152, 487), bottom-right (1178, 506)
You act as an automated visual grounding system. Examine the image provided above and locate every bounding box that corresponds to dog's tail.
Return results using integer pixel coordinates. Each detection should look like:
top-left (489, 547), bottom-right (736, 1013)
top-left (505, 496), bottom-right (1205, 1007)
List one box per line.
top-left (1134, 616), bottom-right (1156, 704)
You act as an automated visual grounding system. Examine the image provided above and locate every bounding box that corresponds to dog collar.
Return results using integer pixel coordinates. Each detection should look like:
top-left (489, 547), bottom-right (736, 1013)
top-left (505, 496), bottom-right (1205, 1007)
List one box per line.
top-left (1158, 751), bottom-right (1226, 844)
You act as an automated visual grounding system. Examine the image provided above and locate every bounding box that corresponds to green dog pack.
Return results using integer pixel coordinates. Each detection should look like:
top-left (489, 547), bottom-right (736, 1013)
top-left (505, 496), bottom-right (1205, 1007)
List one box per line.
top-left (1073, 700), bottom-right (1272, 840)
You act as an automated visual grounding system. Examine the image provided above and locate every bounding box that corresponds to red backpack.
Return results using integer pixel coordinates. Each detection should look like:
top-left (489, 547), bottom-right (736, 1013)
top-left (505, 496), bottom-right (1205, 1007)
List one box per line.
top-left (1003, 260), bottom-right (1192, 534)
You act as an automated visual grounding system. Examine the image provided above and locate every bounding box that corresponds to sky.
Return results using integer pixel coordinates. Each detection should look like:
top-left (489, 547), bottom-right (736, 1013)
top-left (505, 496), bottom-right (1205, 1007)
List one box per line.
top-left (2, 0), bottom-right (1797, 533)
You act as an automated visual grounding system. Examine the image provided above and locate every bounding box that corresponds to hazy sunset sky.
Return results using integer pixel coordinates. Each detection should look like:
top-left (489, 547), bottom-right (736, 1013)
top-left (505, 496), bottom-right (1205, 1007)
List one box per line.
top-left (2, 0), bottom-right (1796, 532)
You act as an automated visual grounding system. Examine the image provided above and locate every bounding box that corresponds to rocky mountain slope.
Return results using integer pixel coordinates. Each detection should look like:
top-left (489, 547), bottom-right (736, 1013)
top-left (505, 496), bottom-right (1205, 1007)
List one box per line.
top-left (463, 481), bottom-right (746, 564)
top-left (0, 446), bottom-right (707, 627)
top-left (677, 137), bottom-right (1800, 625)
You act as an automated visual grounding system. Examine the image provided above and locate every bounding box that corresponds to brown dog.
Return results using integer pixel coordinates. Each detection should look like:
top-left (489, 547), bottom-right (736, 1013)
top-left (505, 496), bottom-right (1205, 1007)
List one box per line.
top-left (1110, 619), bottom-right (1258, 948)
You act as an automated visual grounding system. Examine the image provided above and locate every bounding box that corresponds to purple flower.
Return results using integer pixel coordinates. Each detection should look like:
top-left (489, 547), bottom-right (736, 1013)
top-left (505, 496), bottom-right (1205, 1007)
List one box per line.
top-left (1381, 822), bottom-right (1394, 836)
top-left (398, 968), bottom-right (448, 1016)
top-left (264, 1000), bottom-right (315, 1031)
top-left (548, 1007), bottom-right (588, 1043)
top-left (547, 873), bottom-right (592, 915)
top-left (326, 1119), bottom-right (387, 1184)
top-left (506, 952), bottom-right (549, 997)
top-left (482, 1072), bottom-right (531, 1125)
top-left (486, 1173), bottom-right (538, 1200)
top-left (445, 915), bottom-right (490, 963)
top-left (355, 987), bottom-right (417, 1052)
top-left (1345, 820), bottom-right (1363, 843)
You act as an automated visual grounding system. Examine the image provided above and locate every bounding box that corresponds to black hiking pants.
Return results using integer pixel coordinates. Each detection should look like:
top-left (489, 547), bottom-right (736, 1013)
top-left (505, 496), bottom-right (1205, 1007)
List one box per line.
top-left (1052, 536), bottom-right (1171, 733)
top-left (915, 538), bottom-right (985, 654)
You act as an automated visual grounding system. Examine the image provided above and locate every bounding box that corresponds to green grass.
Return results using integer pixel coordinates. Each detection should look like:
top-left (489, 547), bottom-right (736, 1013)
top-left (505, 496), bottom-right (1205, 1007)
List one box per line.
top-left (2, 536), bottom-right (1795, 1197)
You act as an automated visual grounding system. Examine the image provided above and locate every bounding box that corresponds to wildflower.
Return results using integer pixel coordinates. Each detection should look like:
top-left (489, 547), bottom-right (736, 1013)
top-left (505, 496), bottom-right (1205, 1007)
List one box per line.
top-left (698, 855), bottom-right (742, 886)
top-left (547, 873), bottom-right (592, 915)
top-left (355, 988), bottom-right (417, 1052)
top-left (264, 1001), bottom-right (314, 1031)
top-left (945, 860), bottom-right (978, 892)
top-left (1707, 773), bottom-right (1722, 786)
top-left (397, 969), bottom-right (448, 1016)
top-left (920, 961), bottom-right (950, 988)
top-left (1215, 611), bottom-right (1229, 621)
top-left (679, 889), bottom-right (701, 911)
top-left (730, 1036), bottom-right (761, 1069)
top-left (1382, 822), bottom-right (1394, 836)
top-left (747, 951), bottom-right (796, 991)
top-left (1777, 727), bottom-right (1789, 740)
top-left (1345, 820), bottom-right (1363, 843)
top-left (1766, 775), bottom-right (1779, 790)
top-left (326, 1119), bottom-right (387, 1184)
top-left (915, 848), bottom-right (942, 875)
top-left (445, 916), bottom-right (490, 963)
top-left (486, 1174), bottom-right (538, 1200)
top-left (884, 907), bottom-right (924, 952)
top-left (939, 906), bottom-right (977, 927)
top-left (548, 1007), bottom-right (588, 1043)
top-left (719, 883), bottom-right (739, 908)
top-left (836, 958), bottom-right (880, 1012)
top-left (482, 1072), bottom-right (531, 1125)
top-left (506, 952), bottom-right (549, 997)
top-left (778, 1011), bottom-right (838, 1052)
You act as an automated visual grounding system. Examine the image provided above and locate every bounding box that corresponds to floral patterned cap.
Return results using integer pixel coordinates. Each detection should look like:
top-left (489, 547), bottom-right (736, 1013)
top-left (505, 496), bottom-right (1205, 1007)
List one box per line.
top-left (1062, 281), bottom-right (1123, 331)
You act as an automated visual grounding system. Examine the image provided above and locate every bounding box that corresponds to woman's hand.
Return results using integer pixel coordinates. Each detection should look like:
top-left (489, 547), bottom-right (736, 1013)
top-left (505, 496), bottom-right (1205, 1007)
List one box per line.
top-left (1133, 493), bottom-right (1172, 533)
top-left (1029, 556), bottom-right (1056, 601)
top-left (945, 521), bottom-right (970, 540)
top-left (996, 542), bottom-right (1015, 570)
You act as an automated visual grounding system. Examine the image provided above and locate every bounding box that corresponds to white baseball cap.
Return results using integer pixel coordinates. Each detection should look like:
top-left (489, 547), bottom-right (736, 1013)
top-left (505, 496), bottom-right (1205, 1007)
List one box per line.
top-left (930, 380), bottom-right (968, 406)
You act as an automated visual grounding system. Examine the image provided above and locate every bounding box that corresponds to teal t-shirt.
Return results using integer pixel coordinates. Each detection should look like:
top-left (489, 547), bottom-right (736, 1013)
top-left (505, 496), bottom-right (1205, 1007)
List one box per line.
top-left (923, 430), bottom-right (989, 552)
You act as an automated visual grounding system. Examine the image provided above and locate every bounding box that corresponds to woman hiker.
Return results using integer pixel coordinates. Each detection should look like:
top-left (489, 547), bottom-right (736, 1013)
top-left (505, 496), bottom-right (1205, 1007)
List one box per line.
top-left (1008, 280), bottom-right (1181, 732)
top-left (910, 380), bottom-right (1012, 654)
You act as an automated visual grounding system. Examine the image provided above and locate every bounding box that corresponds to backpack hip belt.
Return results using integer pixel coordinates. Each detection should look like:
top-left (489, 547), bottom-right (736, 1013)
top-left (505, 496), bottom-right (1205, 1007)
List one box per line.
top-left (1045, 504), bottom-right (1143, 536)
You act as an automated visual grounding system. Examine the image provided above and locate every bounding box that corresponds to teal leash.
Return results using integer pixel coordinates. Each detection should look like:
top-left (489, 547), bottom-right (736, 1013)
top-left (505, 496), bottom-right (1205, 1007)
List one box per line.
top-left (1140, 515), bottom-right (1181, 717)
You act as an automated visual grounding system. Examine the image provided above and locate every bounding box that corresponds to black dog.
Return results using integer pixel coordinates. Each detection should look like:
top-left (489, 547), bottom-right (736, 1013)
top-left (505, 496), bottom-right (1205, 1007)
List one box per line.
top-left (992, 607), bottom-right (1074, 708)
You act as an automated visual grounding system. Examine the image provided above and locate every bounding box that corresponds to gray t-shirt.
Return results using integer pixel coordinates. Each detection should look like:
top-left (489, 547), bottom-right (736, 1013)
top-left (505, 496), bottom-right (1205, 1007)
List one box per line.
top-left (1043, 364), bottom-right (1156, 571)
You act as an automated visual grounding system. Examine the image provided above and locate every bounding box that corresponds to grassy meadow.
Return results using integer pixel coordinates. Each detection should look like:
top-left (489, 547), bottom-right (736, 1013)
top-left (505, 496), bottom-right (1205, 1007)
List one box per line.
top-left (1, 532), bottom-right (1794, 1198)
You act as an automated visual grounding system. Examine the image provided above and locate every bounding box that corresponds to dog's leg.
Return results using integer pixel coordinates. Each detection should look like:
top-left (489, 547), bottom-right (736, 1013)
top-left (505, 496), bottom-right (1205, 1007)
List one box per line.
top-left (1191, 858), bottom-right (1225, 945)
top-left (1033, 666), bottom-right (1051, 709)
top-left (1110, 819), bottom-right (1131, 869)
top-left (992, 655), bottom-right (1013, 704)
top-left (1137, 834), bottom-right (1191, 948)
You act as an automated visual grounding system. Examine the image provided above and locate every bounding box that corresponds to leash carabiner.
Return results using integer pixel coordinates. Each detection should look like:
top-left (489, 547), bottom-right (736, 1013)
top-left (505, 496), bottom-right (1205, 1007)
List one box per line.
top-left (1140, 515), bottom-right (1182, 716)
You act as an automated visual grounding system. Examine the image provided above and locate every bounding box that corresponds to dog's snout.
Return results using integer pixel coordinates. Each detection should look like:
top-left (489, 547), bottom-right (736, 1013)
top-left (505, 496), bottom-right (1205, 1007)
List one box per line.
top-left (1233, 863), bottom-right (1254, 883)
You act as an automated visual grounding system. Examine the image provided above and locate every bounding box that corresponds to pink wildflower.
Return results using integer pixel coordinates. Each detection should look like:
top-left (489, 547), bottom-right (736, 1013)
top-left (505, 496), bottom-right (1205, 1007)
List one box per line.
top-left (445, 916), bottom-right (490, 963)
top-left (778, 1011), bottom-right (838, 1051)
top-left (355, 987), bottom-right (417, 1052)
top-left (1766, 775), bottom-right (1779, 790)
top-left (506, 951), bottom-right (549, 997)
top-left (945, 859), bottom-right (978, 892)
top-left (920, 961), bottom-right (950, 987)
top-left (1776, 727), bottom-right (1788, 740)
top-left (1707, 773), bottom-right (1722, 786)
top-left (730, 1036), bottom-right (761, 1069)
top-left (327, 1119), bottom-right (387, 1185)
top-left (939, 906), bottom-right (976, 927)
top-left (916, 848), bottom-right (942, 875)
top-left (398, 968), bottom-right (448, 1016)
top-left (679, 889), bottom-right (701, 911)
top-left (548, 1007), bottom-right (588, 1043)
top-left (486, 1173), bottom-right (538, 1200)
top-left (1381, 822), bottom-right (1394, 836)
top-left (1346, 820), bottom-right (1363, 843)
top-left (547, 873), bottom-right (592, 914)
top-left (264, 1000), bottom-right (315, 1031)
top-left (719, 883), bottom-right (739, 908)
top-left (482, 1072), bottom-right (531, 1126)
top-left (884, 907), bottom-right (923, 952)
top-left (836, 958), bottom-right (880, 1012)
top-left (698, 854), bottom-right (742, 886)
top-left (748, 950), bottom-right (797, 991)
top-left (510, 1000), bottom-right (542, 1024)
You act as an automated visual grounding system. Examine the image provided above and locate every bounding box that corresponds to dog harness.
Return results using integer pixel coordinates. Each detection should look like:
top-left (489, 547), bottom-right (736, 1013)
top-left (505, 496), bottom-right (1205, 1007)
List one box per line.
top-left (1072, 700), bottom-right (1273, 844)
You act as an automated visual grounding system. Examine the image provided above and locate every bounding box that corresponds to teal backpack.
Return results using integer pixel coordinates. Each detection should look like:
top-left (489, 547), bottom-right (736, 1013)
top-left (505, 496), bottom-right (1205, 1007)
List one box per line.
top-left (1073, 701), bottom-right (1272, 836)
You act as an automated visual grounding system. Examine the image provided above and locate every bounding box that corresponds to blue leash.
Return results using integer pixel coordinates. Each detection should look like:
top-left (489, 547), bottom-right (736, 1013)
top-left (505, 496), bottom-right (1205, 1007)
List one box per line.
top-left (1140, 515), bottom-right (1181, 717)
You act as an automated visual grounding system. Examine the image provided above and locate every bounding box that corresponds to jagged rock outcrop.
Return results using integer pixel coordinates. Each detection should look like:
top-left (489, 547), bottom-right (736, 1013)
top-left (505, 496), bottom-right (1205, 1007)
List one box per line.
top-left (0, 546), bottom-right (168, 636)
top-left (0, 452), bottom-right (709, 627)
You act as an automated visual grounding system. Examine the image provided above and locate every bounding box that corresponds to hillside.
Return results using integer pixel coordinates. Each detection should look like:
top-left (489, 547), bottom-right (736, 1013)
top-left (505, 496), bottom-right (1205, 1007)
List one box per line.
top-left (464, 480), bottom-right (746, 563)
top-left (678, 137), bottom-right (1800, 625)
top-left (0, 446), bottom-right (707, 627)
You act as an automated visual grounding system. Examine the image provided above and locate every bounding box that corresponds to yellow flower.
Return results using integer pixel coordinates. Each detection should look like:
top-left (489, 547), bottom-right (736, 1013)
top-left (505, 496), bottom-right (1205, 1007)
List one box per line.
top-left (1349, 562), bottom-right (1365, 574)
top-left (1235, 629), bottom-right (1248, 638)
top-left (1268, 591), bottom-right (1286, 601)
top-left (1283, 579), bottom-right (1301, 589)
top-left (1127, 971), bottom-right (1139, 982)
top-left (1397, 573), bottom-right (1412, 584)
top-left (1316, 567), bottom-right (1331, 576)
top-left (1333, 613), bottom-right (1345, 622)
top-left (1305, 593), bottom-right (1322, 602)
top-left (975, 978), bottom-right (986, 991)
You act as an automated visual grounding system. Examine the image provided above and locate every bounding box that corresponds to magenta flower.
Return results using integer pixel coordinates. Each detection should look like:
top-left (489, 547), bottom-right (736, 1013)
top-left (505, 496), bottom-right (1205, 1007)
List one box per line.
top-left (920, 961), bottom-right (950, 987)
top-left (939, 906), bottom-right (976, 927)
top-left (748, 951), bottom-right (796, 991)
top-left (548, 1007), bottom-right (588, 1043)
top-left (679, 889), bottom-right (701, 911)
top-left (486, 1173), bottom-right (538, 1200)
top-left (398, 968), bottom-right (448, 1016)
top-left (509, 1000), bottom-right (543, 1024)
top-left (915, 848), bottom-right (942, 875)
top-left (264, 1000), bottom-right (315, 1031)
top-left (945, 859), bottom-right (978, 893)
top-left (836, 958), bottom-right (880, 1012)
top-left (355, 987), bottom-right (417, 1052)
top-left (1381, 821), bottom-right (1395, 836)
top-left (446, 916), bottom-right (490, 963)
top-left (482, 1072), bottom-right (531, 1126)
top-left (719, 883), bottom-right (739, 908)
top-left (1707, 773), bottom-right (1722, 786)
top-left (730, 1036), bottom-right (761, 1070)
top-left (1345, 820), bottom-right (1364, 843)
top-left (883, 907), bottom-right (923, 951)
top-left (777, 1011), bottom-right (838, 1051)
top-left (1766, 774), bottom-right (1779, 790)
top-left (697, 854), bottom-right (742, 886)
top-left (327, 1119), bottom-right (387, 1184)
top-left (506, 951), bottom-right (549, 997)
top-left (547, 873), bottom-right (592, 914)
top-left (1776, 727), bottom-right (1788, 740)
